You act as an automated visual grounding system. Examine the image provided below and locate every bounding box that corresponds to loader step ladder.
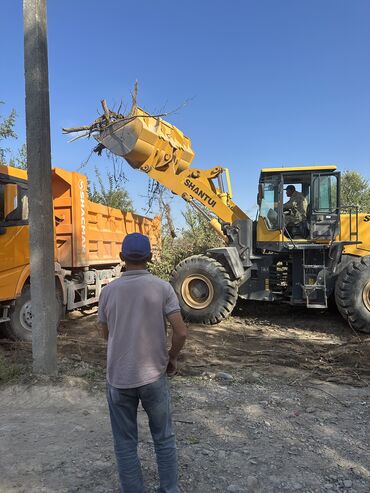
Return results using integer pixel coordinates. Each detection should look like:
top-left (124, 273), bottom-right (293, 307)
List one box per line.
top-left (302, 249), bottom-right (328, 309)
top-left (342, 205), bottom-right (359, 243)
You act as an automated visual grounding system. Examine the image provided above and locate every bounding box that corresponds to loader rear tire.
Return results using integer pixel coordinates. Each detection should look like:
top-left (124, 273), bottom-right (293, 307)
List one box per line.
top-left (335, 255), bottom-right (370, 333)
top-left (6, 284), bottom-right (64, 342)
top-left (170, 255), bottom-right (238, 324)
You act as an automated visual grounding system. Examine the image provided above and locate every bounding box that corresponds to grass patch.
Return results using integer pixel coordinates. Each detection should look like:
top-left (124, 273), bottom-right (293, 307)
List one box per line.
top-left (82, 367), bottom-right (105, 383)
top-left (187, 435), bottom-right (200, 445)
top-left (0, 353), bottom-right (22, 384)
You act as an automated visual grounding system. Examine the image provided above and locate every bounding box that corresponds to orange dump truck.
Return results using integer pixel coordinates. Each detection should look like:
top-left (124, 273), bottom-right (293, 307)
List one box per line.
top-left (0, 164), bottom-right (160, 340)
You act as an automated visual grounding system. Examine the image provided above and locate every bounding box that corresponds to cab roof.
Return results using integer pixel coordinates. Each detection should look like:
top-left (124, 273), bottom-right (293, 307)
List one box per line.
top-left (260, 165), bottom-right (337, 174)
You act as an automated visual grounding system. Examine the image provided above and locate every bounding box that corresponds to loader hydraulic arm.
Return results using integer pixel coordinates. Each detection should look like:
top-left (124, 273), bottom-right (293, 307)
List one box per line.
top-left (94, 107), bottom-right (247, 236)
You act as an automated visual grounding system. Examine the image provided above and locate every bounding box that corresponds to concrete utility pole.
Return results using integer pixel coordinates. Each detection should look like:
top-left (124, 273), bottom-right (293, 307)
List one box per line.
top-left (23, 0), bottom-right (57, 374)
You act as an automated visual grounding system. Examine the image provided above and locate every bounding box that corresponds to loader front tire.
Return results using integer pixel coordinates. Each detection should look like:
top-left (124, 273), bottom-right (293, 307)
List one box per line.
top-left (335, 255), bottom-right (370, 333)
top-left (6, 284), bottom-right (64, 341)
top-left (170, 255), bottom-right (238, 324)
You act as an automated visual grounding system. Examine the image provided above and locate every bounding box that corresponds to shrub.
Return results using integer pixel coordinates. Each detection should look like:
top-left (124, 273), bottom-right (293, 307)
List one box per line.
top-left (149, 206), bottom-right (224, 280)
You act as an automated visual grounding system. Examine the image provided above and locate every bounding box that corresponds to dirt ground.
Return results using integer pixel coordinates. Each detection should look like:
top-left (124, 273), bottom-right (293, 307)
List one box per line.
top-left (0, 301), bottom-right (369, 493)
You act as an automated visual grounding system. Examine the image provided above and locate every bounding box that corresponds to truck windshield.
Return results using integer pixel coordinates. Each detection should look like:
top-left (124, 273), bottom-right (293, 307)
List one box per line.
top-left (259, 181), bottom-right (279, 230)
top-left (0, 183), bottom-right (29, 223)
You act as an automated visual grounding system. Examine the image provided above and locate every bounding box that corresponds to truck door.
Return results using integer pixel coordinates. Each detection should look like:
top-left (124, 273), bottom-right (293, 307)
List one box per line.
top-left (310, 172), bottom-right (340, 240)
top-left (0, 177), bottom-right (30, 302)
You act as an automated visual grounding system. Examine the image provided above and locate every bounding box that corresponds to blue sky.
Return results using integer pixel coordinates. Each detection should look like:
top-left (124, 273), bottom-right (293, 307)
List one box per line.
top-left (1, 0), bottom-right (369, 224)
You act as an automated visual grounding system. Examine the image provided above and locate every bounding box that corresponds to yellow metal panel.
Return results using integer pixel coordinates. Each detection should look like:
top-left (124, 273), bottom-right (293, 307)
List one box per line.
top-left (71, 172), bottom-right (89, 266)
top-left (0, 163), bottom-right (27, 181)
top-left (341, 213), bottom-right (370, 256)
top-left (0, 226), bottom-right (30, 301)
top-left (261, 165), bottom-right (337, 173)
top-left (85, 201), bottom-right (160, 266)
top-left (98, 107), bottom-right (195, 173)
top-left (256, 216), bottom-right (283, 242)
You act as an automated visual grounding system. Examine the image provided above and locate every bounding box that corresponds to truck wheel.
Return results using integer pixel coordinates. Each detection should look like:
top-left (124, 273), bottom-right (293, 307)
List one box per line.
top-left (170, 255), bottom-right (238, 324)
top-left (335, 256), bottom-right (370, 333)
top-left (6, 284), bottom-right (64, 342)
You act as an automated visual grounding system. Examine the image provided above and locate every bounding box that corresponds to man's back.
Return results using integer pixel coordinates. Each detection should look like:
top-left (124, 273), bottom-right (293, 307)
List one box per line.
top-left (98, 270), bottom-right (180, 389)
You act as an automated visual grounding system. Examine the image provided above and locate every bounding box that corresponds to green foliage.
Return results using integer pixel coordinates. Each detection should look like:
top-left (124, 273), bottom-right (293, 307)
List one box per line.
top-left (149, 206), bottom-right (224, 280)
top-left (12, 143), bottom-right (27, 170)
top-left (0, 102), bottom-right (17, 165)
top-left (341, 170), bottom-right (370, 213)
top-left (0, 354), bottom-right (22, 385)
top-left (0, 101), bottom-right (27, 169)
top-left (181, 206), bottom-right (224, 252)
top-left (88, 168), bottom-right (134, 211)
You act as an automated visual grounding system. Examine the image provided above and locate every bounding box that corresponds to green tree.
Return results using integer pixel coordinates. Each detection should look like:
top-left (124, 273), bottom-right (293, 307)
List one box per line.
top-left (12, 143), bottom-right (27, 170)
top-left (88, 168), bottom-right (134, 211)
top-left (181, 206), bottom-right (224, 253)
top-left (0, 102), bottom-right (17, 164)
top-left (149, 205), bottom-right (224, 280)
top-left (341, 170), bottom-right (370, 213)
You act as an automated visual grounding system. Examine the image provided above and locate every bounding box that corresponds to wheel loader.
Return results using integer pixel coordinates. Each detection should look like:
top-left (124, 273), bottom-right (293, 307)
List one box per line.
top-left (64, 103), bottom-right (370, 333)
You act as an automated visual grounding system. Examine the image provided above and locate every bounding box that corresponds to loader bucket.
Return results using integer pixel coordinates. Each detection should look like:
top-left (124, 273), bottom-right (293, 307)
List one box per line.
top-left (96, 107), bottom-right (195, 173)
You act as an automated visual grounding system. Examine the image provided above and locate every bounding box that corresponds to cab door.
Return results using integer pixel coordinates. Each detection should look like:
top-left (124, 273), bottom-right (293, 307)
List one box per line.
top-left (0, 176), bottom-right (30, 302)
top-left (310, 172), bottom-right (340, 240)
top-left (256, 176), bottom-right (284, 239)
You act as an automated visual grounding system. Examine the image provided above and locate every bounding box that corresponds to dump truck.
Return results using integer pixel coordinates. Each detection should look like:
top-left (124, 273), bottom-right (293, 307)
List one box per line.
top-left (0, 164), bottom-right (160, 341)
top-left (64, 101), bottom-right (370, 333)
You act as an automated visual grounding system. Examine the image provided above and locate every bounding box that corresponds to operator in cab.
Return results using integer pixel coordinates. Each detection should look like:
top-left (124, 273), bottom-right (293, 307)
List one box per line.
top-left (283, 185), bottom-right (308, 231)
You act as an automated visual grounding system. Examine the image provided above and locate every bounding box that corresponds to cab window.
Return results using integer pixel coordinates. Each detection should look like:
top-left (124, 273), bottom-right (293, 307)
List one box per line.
top-left (0, 182), bottom-right (29, 224)
top-left (313, 175), bottom-right (338, 212)
top-left (259, 181), bottom-right (279, 230)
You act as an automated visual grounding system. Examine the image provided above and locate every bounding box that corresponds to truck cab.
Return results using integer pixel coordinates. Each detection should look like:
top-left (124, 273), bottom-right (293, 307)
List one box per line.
top-left (0, 164), bottom-right (30, 324)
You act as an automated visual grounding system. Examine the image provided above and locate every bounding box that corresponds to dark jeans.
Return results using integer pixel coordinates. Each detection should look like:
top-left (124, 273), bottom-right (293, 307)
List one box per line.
top-left (106, 374), bottom-right (180, 493)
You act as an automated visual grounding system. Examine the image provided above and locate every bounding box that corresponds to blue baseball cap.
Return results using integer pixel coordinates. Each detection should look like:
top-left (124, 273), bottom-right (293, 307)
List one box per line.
top-left (121, 233), bottom-right (151, 261)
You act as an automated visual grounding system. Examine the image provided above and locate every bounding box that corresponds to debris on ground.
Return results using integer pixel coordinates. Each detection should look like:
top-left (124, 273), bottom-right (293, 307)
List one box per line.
top-left (1, 302), bottom-right (369, 492)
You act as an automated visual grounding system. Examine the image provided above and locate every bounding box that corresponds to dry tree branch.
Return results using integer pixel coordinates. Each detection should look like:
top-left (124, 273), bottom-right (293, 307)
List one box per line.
top-left (101, 99), bottom-right (110, 123)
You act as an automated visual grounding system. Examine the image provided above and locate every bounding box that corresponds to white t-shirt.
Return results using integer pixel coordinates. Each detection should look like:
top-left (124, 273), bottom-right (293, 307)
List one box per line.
top-left (98, 270), bottom-right (180, 388)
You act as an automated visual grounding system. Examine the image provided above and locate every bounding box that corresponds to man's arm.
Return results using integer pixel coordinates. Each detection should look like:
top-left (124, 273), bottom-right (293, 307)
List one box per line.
top-left (98, 287), bottom-right (108, 340)
top-left (167, 311), bottom-right (187, 376)
top-left (100, 322), bottom-right (109, 341)
top-left (283, 197), bottom-right (292, 211)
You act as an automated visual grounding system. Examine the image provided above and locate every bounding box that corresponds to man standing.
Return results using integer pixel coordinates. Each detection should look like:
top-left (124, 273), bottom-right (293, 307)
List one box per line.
top-left (283, 185), bottom-right (308, 229)
top-left (99, 232), bottom-right (187, 493)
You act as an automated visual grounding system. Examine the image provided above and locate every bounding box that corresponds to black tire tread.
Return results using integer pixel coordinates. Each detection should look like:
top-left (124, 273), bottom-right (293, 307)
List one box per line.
top-left (170, 254), bottom-right (238, 324)
top-left (335, 256), bottom-right (370, 333)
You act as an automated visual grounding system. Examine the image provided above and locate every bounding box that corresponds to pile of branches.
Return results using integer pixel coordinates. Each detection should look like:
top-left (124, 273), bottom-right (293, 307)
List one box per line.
top-left (62, 81), bottom-right (139, 136)
top-left (62, 84), bottom-right (139, 155)
top-left (62, 82), bottom-right (167, 156)
top-left (62, 99), bottom-right (128, 141)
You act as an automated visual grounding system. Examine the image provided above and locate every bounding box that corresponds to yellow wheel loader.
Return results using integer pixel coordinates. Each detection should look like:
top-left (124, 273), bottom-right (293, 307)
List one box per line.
top-left (65, 103), bottom-right (370, 332)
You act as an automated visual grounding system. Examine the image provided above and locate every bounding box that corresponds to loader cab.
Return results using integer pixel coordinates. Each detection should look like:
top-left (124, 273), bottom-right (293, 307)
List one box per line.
top-left (256, 166), bottom-right (340, 249)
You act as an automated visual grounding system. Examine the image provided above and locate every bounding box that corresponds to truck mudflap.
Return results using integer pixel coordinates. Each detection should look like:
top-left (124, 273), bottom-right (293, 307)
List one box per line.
top-left (0, 304), bottom-right (10, 324)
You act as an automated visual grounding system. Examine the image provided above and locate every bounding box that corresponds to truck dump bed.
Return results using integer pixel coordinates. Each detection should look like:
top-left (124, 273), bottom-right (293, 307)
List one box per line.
top-left (52, 167), bottom-right (160, 268)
